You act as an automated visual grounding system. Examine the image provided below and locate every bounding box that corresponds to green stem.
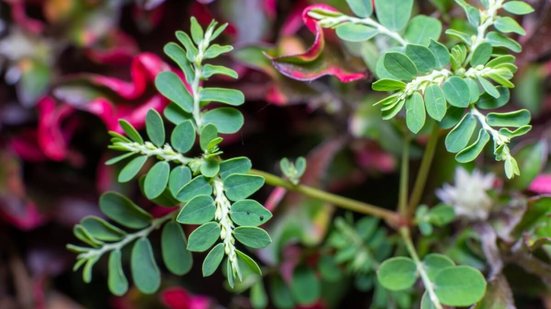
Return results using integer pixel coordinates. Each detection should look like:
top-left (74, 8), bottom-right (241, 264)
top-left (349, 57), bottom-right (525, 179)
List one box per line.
top-left (400, 228), bottom-right (443, 309)
top-left (407, 125), bottom-right (439, 215)
top-left (398, 139), bottom-right (410, 216)
top-left (251, 169), bottom-right (403, 227)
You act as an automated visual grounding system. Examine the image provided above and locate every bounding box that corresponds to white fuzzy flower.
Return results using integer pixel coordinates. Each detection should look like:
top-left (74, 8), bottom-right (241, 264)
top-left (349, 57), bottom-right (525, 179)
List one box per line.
top-left (436, 168), bottom-right (495, 221)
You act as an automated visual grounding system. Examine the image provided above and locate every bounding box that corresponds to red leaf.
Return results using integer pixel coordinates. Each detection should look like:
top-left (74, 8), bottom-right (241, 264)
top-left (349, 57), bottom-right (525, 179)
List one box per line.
top-left (270, 5), bottom-right (367, 82)
top-left (160, 287), bottom-right (212, 309)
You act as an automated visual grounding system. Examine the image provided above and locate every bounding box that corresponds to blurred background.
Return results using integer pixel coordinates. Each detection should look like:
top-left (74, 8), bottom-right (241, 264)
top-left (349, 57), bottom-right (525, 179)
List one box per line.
top-left (0, 0), bottom-right (550, 308)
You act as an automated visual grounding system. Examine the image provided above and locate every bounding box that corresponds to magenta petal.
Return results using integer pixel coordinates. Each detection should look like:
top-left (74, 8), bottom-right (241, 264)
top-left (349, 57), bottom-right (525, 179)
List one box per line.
top-left (160, 287), bottom-right (212, 309)
top-left (529, 174), bottom-right (551, 194)
top-left (37, 97), bottom-right (74, 161)
top-left (0, 200), bottom-right (46, 231)
top-left (9, 130), bottom-right (49, 162)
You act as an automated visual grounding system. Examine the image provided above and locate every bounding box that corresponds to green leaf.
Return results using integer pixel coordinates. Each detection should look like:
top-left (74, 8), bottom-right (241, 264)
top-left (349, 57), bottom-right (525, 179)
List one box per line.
top-left (233, 226), bottom-right (271, 248)
top-left (445, 29), bottom-right (471, 44)
top-left (202, 243), bottom-right (225, 277)
top-left (236, 249), bottom-right (262, 276)
top-left (405, 92), bottom-right (426, 134)
top-left (511, 140), bottom-right (548, 190)
top-left (486, 32), bottom-right (522, 53)
top-left (74, 225), bottom-right (102, 247)
top-left (219, 157), bottom-right (252, 179)
top-left (404, 16), bottom-right (442, 46)
top-left (251, 281), bottom-right (268, 309)
top-left (466, 78), bottom-right (481, 103)
top-left (131, 238), bottom-right (161, 294)
top-left (377, 257), bottom-right (417, 291)
top-left (155, 71), bottom-right (193, 113)
top-left (445, 113), bottom-right (477, 153)
top-left (119, 120), bottom-right (143, 144)
top-left (428, 40), bottom-right (450, 68)
top-left (202, 64), bottom-right (238, 79)
top-left (442, 76), bottom-right (470, 108)
top-left (433, 266), bottom-right (486, 306)
top-left (374, 0), bottom-right (413, 31)
top-left (200, 88), bottom-right (244, 106)
top-left (383, 52), bottom-right (418, 81)
top-left (456, 129), bottom-right (490, 163)
top-left (381, 98), bottom-right (406, 120)
top-left (177, 176), bottom-right (213, 202)
top-left (270, 276), bottom-right (295, 309)
top-left (231, 200), bottom-right (272, 226)
top-left (346, 0), bottom-right (373, 17)
top-left (494, 16), bottom-right (526, 35)
top-left (171, 120), bottom-right (196, 153)
top-left (424, 84), bottom-right (447, 121)
top-left (80, 216), bottom-right (126, 242)
top-left (169, 166), bottom-right (192, 196)
top-left (199, 124), bottom-right (218, 152)
top-left (187, 222), bottom-right (220, 252)
top-left (177, 195), bottom-right (216, 224)
top-left (224, 174), bottom-right (265, 201)
top-left (164, 43), bottom-right (194, 83)
top-left (190, 17), bottom-right (204, 44)
top-left (203, 107), bottom-right (244, 134)
top-left (162, 221), bottom-right (193, 275)
top-left (499, 125), bottom-right (532, 139)
top-left (108, 249), bottom-right (128, 296)
top-left (405, 44), bottom-right (436, 73)
top-left (144, 161), bottom-right (170, 199)
top-left (478, 76), bottom-right (500, 98)
top-left (106, 152), bottom-right (135, 166)
top-left (99, 192), bottom-right (152, 229)
top-left (487, 109), bottom-right (531, 127)
top-left (477, 87), bottom-right (510, 109)
top-left (145, 109), bottom-right (165, 147)
top-left (204, 44), bottom-right (233, 59)
top-left (421, 292), bottom-right (437, 309)
top-left (336, 23), bottom-right (378, 42)
top-left (427, 204), bottom-right (455, 226)
top-left (176, 31), bottom-right (197, 61)
top-left (290, 266), bottom-right (320, 305)
top-left (471, 42), bottom-right (493, 66)
top-left (440, 107), bottom-right (464, 129)
top-left (164, 103), bottom-right (193, 125)
top-left (372, 79), bottom-right (406, 91)
top-left (118, 156), bottom-right (147, 183)
top-left (200, 159), bottom-right (220, 178)
top-left (422, 254), bottom-right (454, 281)
top-left (503, 1), bottom-right (534, 15)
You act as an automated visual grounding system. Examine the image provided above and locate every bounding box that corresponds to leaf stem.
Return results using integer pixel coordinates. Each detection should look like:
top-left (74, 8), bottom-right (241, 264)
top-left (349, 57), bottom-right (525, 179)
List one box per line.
top-left (408, 124), bottom-right (440, 215)
top-left (250, 169), bottom-right (405, 227)
top-left (466, 0), bottom-right (504, 63)
top-left (400, 227), bottom-right (443, 309)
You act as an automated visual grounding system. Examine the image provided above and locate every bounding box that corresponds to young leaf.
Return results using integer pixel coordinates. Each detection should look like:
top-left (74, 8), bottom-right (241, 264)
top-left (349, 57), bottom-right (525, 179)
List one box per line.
top-left (202, 243), bottom-right (225, 277)
top-left (203, 107), bottom-right (244, 134)
top-left (470, 42), bottom-right (493, 66)
top-left (405, 92), bottom-right (426, 134)
top-left (456, 129), bottom-right (490, 163)
top-left (219, 157), bottom-right (252, 180)
top-left (223, 174), bottom-right (265, 201)
top-left (478, 76), bottom-right (500, 98)
top-left (346, 0), bottom-right (373, 17)
top-left (372, 79), bottom-right (406, 91)
top-left (445, 113), bottom-right (477, 153)
top-left (336, 23), bottom-right (378, 42)
top-left (108, 249), bottom-right (128, 296)
top-left (177, 176), bottom-right (213, 202)
top-left (405, 44), bottom-right (436, 73)
top-left (145, 109), bottom-right (165, 147)
top-left (290, 266), bottom-right (321, 305)
top-left (424, 84), bottom-right (447, 121)
top-left (383, 52), bottom-right (418, 81)
top-left (187, 222), bottom-right (220, 252)
top-left (233, 226), bottom-right (272, 248)
top-left (106, 152), bottom-right (135, 166)
top-left (144, 161), bottom-right (170, 199)
top-left (131, 238), bottom-right (161, 294)
top-left (230, 200), bottom-right (272, 226)
top-left (177, 195), bottom-right (216, 224)
top-left (155, 71), bottom-right (193, 113)
top-left (377, 257), bottom-right (418, 291)
top-left (433, 266), bottom-right (486, 306)
top-left (428, 40), bottom-right (450, 68)
top-left (176, 31), bottom-right (197, 61)
top-left (404, 16), bottom-right (442, 46)
top-left (99, 192), bottom-right (152, 229)
top-left (119, 120), bottom-right (143, 144)
top-left (80, 216), bottom-right (126, 242)
top-left (164, 43), bottom-right (194, 83)
top-left (200, 88), bottom-right (244, 106)
top-left (204, 44), bottom-right (233, 59)
top-left (199, 124), bottom-right (218, 152)
top-left (374, 0), bottom-right (413, 31)
top-left (169, 166), bottom-right (192, 196)
top-left (162, 221), bottom-right (193, 275)
top-left (442, 77), bottom-right (470, 108)
top-left (190, 17), bottom-right (204, 44)
top-left (503, 1), bottom-right (534, 15)
top-left (171, 120), bottom-right (196, 153)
